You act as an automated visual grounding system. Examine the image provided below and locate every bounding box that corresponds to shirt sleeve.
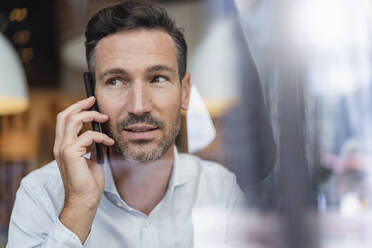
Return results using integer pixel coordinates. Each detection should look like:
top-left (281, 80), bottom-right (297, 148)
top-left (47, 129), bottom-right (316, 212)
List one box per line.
top-left (6, 180), bottom-right (85, 248)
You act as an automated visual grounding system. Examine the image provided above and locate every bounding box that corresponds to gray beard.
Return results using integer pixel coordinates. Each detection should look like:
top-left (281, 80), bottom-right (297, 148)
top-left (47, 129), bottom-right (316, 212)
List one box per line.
top-left (102, 111), bottom-right (181, 163)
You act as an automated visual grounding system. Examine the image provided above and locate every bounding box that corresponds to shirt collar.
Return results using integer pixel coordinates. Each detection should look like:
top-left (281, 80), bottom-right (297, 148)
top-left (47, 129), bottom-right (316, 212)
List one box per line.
top-left (103, 153), bottom-right (119, 195)
top-left (103, 146), bottom-right (190, 196)
top-left (167, 146), bottom-right (190, 189)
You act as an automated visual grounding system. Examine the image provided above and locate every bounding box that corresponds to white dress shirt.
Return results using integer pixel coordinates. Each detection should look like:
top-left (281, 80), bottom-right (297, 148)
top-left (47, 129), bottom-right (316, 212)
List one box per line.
top-left (7, 148), bottom-right (246, 248)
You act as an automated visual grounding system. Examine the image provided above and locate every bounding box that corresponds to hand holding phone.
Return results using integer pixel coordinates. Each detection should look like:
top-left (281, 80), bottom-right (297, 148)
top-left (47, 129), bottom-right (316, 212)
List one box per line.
top-left (54, 88), bottom-right (114, 243)
top-left (83, 72), bottom-right (104, 164)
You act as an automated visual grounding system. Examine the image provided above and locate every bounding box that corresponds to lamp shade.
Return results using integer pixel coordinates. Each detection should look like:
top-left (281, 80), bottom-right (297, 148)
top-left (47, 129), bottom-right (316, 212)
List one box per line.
top-left (0, 32), bottom-right (29, 115)
top-left (189, 19), bottom-right (241, 117)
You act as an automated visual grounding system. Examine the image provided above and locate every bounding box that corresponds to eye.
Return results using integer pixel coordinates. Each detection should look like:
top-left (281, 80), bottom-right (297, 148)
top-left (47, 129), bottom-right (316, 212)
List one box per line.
top-left (107, 78), bottom-right (125, 86)
top-left (151, 75), bottom-right (167, 84)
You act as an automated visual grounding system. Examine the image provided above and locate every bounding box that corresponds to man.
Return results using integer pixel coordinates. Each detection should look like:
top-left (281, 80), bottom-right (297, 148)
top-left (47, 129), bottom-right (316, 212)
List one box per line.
top-left (7, 1), bottom-right (245, 247)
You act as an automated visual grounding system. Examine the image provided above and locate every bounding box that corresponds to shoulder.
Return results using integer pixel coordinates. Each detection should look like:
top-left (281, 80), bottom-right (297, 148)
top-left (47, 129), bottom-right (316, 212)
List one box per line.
top-left (21, 160), bottom-right (62, 191)
top-left (178, 153), bottom-right (236, 181)
top-left (177, 153), bottom-right (245, 210)
top-left (9, 161), bottom-right (65, 243)
top-left (178, 153), bottom-right (238, 199)
top-left (18, 160), bottom-right (65, 213)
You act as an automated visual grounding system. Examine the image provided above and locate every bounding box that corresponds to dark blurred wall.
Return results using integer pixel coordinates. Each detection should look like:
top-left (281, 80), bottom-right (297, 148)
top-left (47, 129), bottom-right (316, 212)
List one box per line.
top-left (0, 0), bottom-right (59, 88)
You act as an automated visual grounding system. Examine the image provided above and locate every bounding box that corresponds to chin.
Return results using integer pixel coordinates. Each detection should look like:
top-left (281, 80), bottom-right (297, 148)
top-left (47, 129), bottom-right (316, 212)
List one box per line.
top-left (125, 150), bottom-right (164, 163)
top-left (116, 139), bottom-right (166, 163)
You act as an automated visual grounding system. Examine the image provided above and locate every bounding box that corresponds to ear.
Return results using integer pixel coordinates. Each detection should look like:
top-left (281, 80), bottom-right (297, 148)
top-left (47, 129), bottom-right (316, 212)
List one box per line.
top-left (181, 72), bottom-right (191, 111)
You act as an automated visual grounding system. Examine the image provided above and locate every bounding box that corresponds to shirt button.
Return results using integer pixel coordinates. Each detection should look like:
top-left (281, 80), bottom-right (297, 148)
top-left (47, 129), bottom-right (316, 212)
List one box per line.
top-left (144, 221), bottom-right (150, 228)
top-left (116, 202), bottom-right (123, 208)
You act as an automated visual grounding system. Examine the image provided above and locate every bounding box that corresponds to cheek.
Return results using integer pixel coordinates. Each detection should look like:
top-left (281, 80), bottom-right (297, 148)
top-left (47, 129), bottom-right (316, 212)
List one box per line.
top-left (96, 94), bottom-right (122, 124)
top-left (160, 100), bottom-right (182, 125)
top-left (156, 87), bottom-right (182, 105)
top-left (96, 89), bottom-right (117, 111)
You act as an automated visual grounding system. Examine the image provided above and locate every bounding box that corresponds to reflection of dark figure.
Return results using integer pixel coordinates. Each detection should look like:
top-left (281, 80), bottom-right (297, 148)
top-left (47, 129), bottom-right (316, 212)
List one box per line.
top-left (220, 15), bottom-right (276, 207)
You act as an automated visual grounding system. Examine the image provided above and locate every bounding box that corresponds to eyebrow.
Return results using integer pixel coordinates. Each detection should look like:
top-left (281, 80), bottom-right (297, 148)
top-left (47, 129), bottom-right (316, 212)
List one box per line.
top-left (99, 68), bottom-right (129, 81)
top-left (146, 65), bottom-right (176, 74)
top-left (98, 65), bottom-right (176, 81)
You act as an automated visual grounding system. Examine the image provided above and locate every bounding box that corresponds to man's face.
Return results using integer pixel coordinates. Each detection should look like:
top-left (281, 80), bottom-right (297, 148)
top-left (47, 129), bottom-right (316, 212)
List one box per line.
top-left (94, 29), bottom-right (190, 162)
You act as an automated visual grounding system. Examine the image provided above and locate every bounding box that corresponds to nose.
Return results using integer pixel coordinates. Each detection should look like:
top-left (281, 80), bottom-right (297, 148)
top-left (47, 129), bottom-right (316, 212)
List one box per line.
top-left (126, 82), bottom-right (151, 116)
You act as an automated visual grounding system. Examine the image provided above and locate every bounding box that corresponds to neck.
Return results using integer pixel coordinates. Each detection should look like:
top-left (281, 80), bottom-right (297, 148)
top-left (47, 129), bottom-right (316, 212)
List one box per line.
top-left (107, 145), bottom-right (175, 215)
top-left (108, 145), bottom-right (175, 176)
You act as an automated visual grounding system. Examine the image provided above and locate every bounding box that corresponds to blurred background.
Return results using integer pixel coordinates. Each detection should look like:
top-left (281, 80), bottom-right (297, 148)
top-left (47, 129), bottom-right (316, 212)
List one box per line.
top-left (1, 0), bottom-right (372, 247)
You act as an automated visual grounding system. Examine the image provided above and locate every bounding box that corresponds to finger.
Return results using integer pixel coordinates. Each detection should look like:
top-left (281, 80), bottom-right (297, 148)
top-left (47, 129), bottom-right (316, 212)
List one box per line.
top-left (75, 130), bottom-right (115, 149)
top-left (62, 96), bottom-right (96, 117)
top-left (55, 97), bottom-right (96, 145)
top-left (64, 111), bottom-right (109, 143)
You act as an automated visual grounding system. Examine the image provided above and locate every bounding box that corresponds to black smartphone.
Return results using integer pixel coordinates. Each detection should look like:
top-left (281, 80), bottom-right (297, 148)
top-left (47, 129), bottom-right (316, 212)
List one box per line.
top-left (83, 72), bottom-right (104, 164)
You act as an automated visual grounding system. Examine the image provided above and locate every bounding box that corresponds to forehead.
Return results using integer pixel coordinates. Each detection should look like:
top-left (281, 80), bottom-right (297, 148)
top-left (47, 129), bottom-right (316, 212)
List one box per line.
top-left (94, 29), bottom-right (178, 75)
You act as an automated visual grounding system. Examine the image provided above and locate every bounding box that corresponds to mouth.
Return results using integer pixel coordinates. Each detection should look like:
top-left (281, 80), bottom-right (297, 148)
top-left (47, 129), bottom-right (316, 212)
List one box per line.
top-left (122, 124), bottom-right (160, 141)
top-left (124, 124), bottom-right (159, 132)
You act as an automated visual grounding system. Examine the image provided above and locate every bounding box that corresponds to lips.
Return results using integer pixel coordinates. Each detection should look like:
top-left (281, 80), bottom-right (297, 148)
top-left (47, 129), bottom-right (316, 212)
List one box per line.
top-left (124, 124), bottom-right (158, 132)
top-left (123, 124), bottom-right (159, 141)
